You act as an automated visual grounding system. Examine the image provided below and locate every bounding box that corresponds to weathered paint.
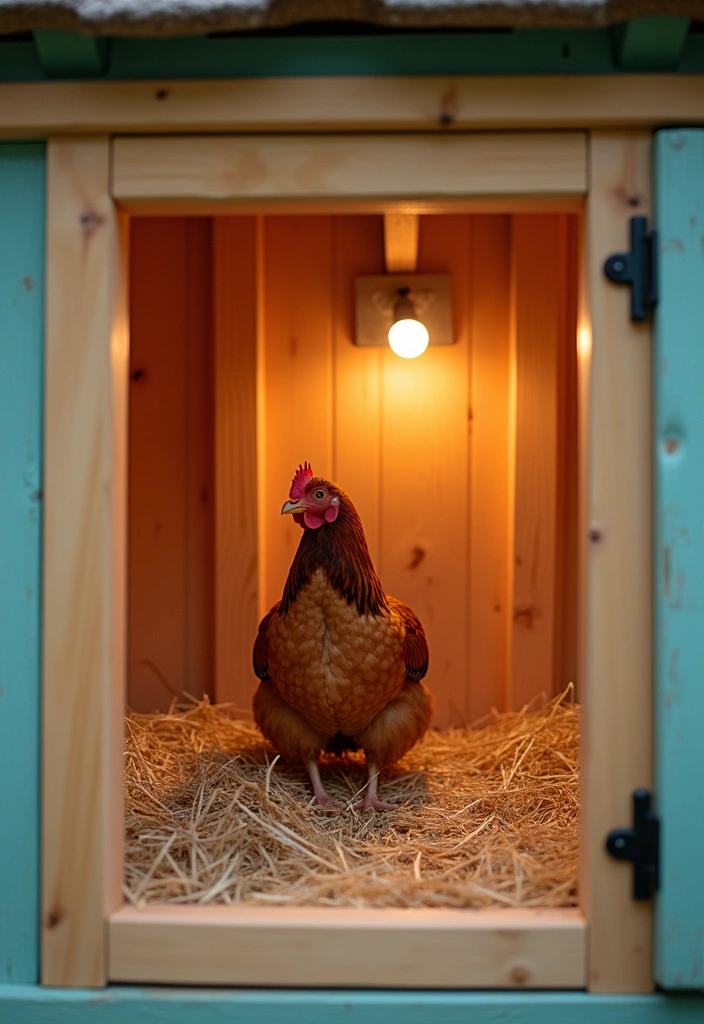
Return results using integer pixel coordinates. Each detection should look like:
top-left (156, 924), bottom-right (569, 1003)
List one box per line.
top-left (654, 129), bottom-right (704, 989)
top-left (0, 986), bottom-right (703, 1024)
top-left (0, 143), bottom-right (44, 986)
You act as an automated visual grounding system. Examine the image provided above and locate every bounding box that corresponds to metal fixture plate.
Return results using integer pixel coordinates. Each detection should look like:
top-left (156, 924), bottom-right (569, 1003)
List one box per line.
top-left (355, 274), bottom-right (453, 348)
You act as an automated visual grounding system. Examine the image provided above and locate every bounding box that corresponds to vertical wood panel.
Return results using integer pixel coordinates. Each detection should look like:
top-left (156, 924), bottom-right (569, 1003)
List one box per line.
top-left (332, 215), bottom-right (385, 567)
top-left (0, 142), bottom-right (45, 985)
top-left (380, 215), bottom-right (471, 727)
top-left (128, 219), bottom-right (213, 712)
top-left (509, 215), bottom-right (562, 709)
top-left (466, 215), bottom-right (512, 719)
top-left (261, 217), bottom-right (334, 614)
top-left (653, 129), bottom-right (704, 990)
top-left (185, 222), bottom-right (215, 699)
top-left (213, 217), bottom-right (258, 707)
top-left (554, 215), bottom-right (581, 699)
top-left (584, 131), bottom-right (653, 993)
top-left (42, 137), bottom-right (125, 986)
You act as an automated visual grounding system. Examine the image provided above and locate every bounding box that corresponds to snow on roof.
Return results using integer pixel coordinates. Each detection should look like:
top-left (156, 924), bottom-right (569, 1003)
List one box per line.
top-left (0, 0), bottom-right (702, 39)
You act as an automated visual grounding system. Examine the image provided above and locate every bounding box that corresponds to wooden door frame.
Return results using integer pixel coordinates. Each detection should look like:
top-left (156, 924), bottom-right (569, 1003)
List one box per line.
top-left (41, 125), bottom-right (652, 992)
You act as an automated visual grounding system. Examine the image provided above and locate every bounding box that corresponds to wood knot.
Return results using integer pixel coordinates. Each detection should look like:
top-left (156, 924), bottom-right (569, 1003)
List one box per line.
top-left (155, 87), bottom-right (170, 101)
top-left (46, 909), bottom-right (63, 930)
top-left (438, 81), bottom-right (458, 128)
top-left (79, 210), bottom-right (105, 241)
top-left (407, 545), bottom-right (426, 570)
top-left (509, 965), bottom-right (530, 986)
top-left (513, 606), bottom-right (539, 629)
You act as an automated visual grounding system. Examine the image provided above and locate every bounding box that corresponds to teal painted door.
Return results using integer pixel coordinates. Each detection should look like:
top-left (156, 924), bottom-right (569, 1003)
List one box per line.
top-left (654, 130), bottom-right (704, 990)
top-left (0, 142), bottom-right (45, 984)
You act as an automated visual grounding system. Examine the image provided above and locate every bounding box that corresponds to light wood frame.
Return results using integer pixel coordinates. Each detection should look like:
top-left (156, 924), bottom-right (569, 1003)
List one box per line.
top-left (42, 124), bottom-right (652, 992)
top-left (3, 75), bottom-right (704, 139)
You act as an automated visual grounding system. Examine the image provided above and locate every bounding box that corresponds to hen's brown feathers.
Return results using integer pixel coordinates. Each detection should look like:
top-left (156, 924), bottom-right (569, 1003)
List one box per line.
top-left (280, 482), bottom-right (388, 617)
top-left (252, 478), bottom-right (432, 775)
top-left (389, 597), bottom-right (429, 683)
top-left (252, 601), bottom-right (279, 681)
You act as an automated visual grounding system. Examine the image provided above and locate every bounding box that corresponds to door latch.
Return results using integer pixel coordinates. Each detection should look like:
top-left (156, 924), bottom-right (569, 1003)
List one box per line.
top-left (604, 216), bottom-right (658, 322)
top-left (606, 789), bottom-right (660, 900)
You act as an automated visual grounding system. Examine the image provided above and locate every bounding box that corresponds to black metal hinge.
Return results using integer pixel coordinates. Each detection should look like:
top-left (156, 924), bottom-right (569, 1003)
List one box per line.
top-left (604, 216), bottom-right (659, 322)
top-left (606, 789), bottom-right (660, 900)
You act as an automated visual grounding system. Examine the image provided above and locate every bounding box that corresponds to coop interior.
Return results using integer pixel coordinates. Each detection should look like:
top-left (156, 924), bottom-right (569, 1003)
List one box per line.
top-left (124, 211), bottom-right (582, 911)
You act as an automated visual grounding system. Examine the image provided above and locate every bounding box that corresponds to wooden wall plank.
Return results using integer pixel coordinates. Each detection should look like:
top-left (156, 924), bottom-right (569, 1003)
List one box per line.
top-left (653, 128), bottom-right (704, 990)
top-left (42, 137), bottom-right (125, 986)
top-left (379, 215), bottom-right (471, 727)
top-left (331, 215), bottom-right (385, 567)
top-left (466, 215), bottom-right (513, 719)
top-left (0, 142), bottom-right (45, 985)
top-left (213, 217), bottom-right (259, 707)
top-left (260, 216), bottom-right (334, 615)
top-left (185, 221), bottom-right (215, 701)
top-left (112, 133), bottom-right (586, 207)
top-left (508, 215), bottom-right (562, 709)
top-left (583, 131), bottom-right (653, 993)
top-left (128, 218), bottom-right (213, 712)
top-left (553, 215), bottom-right (581, 699)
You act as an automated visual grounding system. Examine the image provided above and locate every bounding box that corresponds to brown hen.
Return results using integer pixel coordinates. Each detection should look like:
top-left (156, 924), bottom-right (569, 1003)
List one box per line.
top-left (252, 463), bottom-right (433, 811)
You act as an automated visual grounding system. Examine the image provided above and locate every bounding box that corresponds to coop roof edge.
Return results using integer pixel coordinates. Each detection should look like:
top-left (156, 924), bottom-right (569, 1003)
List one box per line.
top-left (1, 0), bottom-right (702, 38)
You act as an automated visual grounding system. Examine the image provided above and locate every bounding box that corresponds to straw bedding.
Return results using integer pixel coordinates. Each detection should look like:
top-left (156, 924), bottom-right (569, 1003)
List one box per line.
top-left (124, 688), bottom-right (579, 909)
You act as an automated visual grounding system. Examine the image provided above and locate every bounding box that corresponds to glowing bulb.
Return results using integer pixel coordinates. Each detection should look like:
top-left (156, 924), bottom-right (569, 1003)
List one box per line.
top-left (388, 318), bottom-right (430, 359)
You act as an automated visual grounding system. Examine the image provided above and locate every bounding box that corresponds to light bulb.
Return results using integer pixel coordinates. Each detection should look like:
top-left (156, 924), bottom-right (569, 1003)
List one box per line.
top-left (388, 318), bottom-right (429, 359)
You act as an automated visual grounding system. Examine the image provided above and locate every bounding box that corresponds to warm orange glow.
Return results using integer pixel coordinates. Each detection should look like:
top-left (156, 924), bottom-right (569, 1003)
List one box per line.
top-left (577, 323), bottom-right (592, 361)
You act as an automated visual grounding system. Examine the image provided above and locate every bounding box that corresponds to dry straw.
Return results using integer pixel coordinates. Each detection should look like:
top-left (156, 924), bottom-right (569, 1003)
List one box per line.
top-left (124, 687), bottom-right (578, 909)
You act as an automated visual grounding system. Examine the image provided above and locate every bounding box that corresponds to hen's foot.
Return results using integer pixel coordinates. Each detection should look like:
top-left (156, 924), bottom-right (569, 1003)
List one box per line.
top-left (352, 762), bottom-right (398, 812)
top-left (353, 794), bottom-right (398, 812)
top-left (314, 793), bottom-right (345, 809)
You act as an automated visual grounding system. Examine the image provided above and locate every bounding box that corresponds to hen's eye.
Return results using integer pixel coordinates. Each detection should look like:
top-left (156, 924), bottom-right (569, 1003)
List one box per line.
top-left (314, 489), bottom-right (325, 500)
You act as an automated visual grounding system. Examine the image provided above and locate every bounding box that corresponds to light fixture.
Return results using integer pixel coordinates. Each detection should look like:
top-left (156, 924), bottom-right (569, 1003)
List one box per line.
top-left (387, 288), bottom-right (430, 359)
top-left (354, 214), bottom-right (453, 357)
top-left (354, 274), bottom-right (453, 354)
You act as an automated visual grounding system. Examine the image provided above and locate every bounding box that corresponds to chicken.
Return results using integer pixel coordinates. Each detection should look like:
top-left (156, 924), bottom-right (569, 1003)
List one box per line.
top-left (252, 462), bottom-right (433, 811)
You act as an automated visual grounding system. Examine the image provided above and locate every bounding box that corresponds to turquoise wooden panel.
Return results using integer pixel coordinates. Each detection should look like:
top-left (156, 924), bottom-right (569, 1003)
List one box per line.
top-left (654, 129), bottom-right (704, 989)
top-left (0, 143), bottom-right (45, 984)
top-left (613, 16), bottom-right (690, 71)
top-left (0, 987), bottom-right (703, 1024)
top-left (4, 24), bottom-right (704, 83)
top-left (0, 29), bottom-right (661, 83)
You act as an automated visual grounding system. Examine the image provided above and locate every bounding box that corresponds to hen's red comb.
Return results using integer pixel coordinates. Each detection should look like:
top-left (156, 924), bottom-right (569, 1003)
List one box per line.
top-left (290, 462), bottom-right (313, 500)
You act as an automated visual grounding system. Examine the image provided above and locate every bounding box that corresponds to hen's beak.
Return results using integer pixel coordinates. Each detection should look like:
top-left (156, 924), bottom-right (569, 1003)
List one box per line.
top-left (281, 500), bottom-right (304, 516)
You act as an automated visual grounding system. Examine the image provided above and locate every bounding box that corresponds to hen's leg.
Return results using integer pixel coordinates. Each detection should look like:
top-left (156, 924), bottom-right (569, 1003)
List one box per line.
top-left (354, 681), bottom-right (434, 812)
top-left (353, 763), bottom-right (398, 812)
top-left (307, 760), bottom-right (344, 808)
top-left (252, 680), bottom-right (341, 807)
